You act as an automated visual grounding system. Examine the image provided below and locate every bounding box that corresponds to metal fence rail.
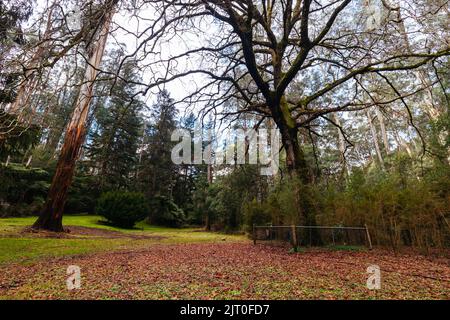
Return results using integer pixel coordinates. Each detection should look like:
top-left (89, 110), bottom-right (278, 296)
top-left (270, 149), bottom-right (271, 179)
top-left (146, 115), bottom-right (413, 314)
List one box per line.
top-left (253, 224), bottom-right (373, 249)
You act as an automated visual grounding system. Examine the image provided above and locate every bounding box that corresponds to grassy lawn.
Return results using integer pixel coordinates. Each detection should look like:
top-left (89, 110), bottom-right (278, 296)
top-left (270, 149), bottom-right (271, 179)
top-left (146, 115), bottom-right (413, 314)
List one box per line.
top-left (0, 215), bottom-right (246, 265)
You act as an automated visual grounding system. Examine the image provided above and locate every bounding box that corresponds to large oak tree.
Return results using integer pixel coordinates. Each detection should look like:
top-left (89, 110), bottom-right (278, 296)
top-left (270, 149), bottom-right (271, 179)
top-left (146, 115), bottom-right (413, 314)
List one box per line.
top-left (131, 0), bottom-right (448, 181)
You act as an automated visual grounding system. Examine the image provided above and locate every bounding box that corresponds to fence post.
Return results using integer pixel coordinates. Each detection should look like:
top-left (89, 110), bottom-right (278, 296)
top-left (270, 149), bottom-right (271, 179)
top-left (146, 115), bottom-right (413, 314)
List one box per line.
top-left (309, 227), bottom-right (312, 247)
top-left (291, 225), bottom-right (298, 250)
top-left (365, 224), bottom-right (373, 250)
top-left (270, 223), bottom-right (273, 244)
top-left (253, 224), bottom-right (256, 245)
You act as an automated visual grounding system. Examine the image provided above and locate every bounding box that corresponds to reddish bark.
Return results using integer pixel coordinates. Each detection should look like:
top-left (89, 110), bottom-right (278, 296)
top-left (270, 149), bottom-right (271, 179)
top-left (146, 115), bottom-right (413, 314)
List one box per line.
top-left (32, 126), bottom-right (87, 231)
top-left (33, 3), bottom-right (116, 231)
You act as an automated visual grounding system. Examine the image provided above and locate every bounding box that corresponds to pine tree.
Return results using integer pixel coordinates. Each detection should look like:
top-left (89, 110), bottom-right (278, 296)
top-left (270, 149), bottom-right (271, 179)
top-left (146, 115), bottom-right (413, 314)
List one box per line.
top-left (139, 89), bottom-right (178, 198)
top-left (86, 55), bottom-right (144, 190)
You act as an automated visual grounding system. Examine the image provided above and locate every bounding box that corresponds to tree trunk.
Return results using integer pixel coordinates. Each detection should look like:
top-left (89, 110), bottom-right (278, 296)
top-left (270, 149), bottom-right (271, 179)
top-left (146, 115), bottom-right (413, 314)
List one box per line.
top-left (33, 5), bottom-right (115, 232)
top-left (366, 109), bottom-right (385, 169)
top-left (375, 107), bottom-right (389, 155)
top-left (0, 4), bottom-right (55, 150)
top-left (8, 4), bottom-right (55, 117)
top-left (291, 224), bottom-right (298, 250)
top-left (381, 0), bottom-right (441, 120)
top-left (205, 163), bottom-right (213, 231)
top-left (272, 99), bottom-right (318, 245)
top-left (280, 126), bottom-right (309, 181)
top-left (393, 127), bottom-right (413, 157)
top-left (273, 99), bottom-right (310, 183)
top-left (278, 123), bottom-right (318, 224)
top-left (333, 114), bottom-right (348, 178)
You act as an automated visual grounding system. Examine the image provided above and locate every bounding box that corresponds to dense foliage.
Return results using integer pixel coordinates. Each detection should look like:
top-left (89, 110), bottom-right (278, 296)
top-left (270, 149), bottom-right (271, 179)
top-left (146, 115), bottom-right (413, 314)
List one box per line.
top-left (96, 191), bottom-right (149, 228)
top-left (0, 163), bottom-right (49, 217)
top-left (0, 0), bottom-right (448, 251)
top-left (148, 195), bottom-right (186, 227)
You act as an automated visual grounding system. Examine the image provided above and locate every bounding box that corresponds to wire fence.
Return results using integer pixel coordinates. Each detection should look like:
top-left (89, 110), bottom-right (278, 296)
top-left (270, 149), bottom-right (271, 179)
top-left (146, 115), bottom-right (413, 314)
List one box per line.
top-left (252, 225), bottom-right (373, 249)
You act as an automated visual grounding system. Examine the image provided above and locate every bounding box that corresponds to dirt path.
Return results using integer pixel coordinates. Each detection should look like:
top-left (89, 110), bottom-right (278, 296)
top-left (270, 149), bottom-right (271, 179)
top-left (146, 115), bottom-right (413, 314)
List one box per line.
top-left (1, 243), bottom-right (449, 299)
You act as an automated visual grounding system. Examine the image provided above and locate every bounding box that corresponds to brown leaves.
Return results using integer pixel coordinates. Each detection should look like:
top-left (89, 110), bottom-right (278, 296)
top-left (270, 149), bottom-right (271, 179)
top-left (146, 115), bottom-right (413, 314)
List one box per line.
top-left (0, 243), bottom-right (449, 300)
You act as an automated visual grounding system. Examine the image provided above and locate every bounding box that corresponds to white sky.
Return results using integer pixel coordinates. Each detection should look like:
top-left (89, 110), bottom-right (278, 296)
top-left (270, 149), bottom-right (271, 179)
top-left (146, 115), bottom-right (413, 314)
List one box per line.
top-left (29, 0), bottom-right (215, 115)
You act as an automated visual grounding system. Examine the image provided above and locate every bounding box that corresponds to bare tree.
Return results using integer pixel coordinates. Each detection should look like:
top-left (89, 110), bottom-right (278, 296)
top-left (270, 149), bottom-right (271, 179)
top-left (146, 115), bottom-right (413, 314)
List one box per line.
top-left (3, 0), bottom-right (445, 231)
top-left (125, 0), bottom-right (449, 182)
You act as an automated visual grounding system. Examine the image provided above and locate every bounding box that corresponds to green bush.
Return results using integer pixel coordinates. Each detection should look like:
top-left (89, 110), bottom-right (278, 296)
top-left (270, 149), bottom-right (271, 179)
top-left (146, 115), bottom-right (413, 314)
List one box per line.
top-left (66, 175), bottom-right (100, 214)
top-left (0, 163), bottom-right (50, 217)
top-left (242, 198), bottom-right (271, 232)
top-left (96, 191), bottom-right (149, 228)
top-left (148, 195), bottom-right (186, 227)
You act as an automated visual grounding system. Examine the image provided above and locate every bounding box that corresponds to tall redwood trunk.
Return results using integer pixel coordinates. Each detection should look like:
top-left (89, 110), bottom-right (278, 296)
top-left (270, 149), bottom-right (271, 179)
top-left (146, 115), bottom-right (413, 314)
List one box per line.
top-left (33, 5), bottom-right (115, 231)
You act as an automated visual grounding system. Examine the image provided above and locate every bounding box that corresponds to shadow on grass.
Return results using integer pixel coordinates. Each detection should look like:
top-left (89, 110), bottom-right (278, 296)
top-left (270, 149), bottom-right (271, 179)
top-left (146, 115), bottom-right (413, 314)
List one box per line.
top-left (96, 219), bottom-right (145, 231)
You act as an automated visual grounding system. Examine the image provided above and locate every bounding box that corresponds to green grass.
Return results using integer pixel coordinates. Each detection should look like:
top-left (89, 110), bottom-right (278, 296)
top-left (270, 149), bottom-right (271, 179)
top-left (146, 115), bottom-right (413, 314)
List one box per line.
top-left (0, 215), bottom-right (246, 265)
top-left (0, 215), bottom-right (366, 265)
top-left (0, 237), bottom-right (143, 265)
top-left (0, 215), bottom-right (174, 232)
